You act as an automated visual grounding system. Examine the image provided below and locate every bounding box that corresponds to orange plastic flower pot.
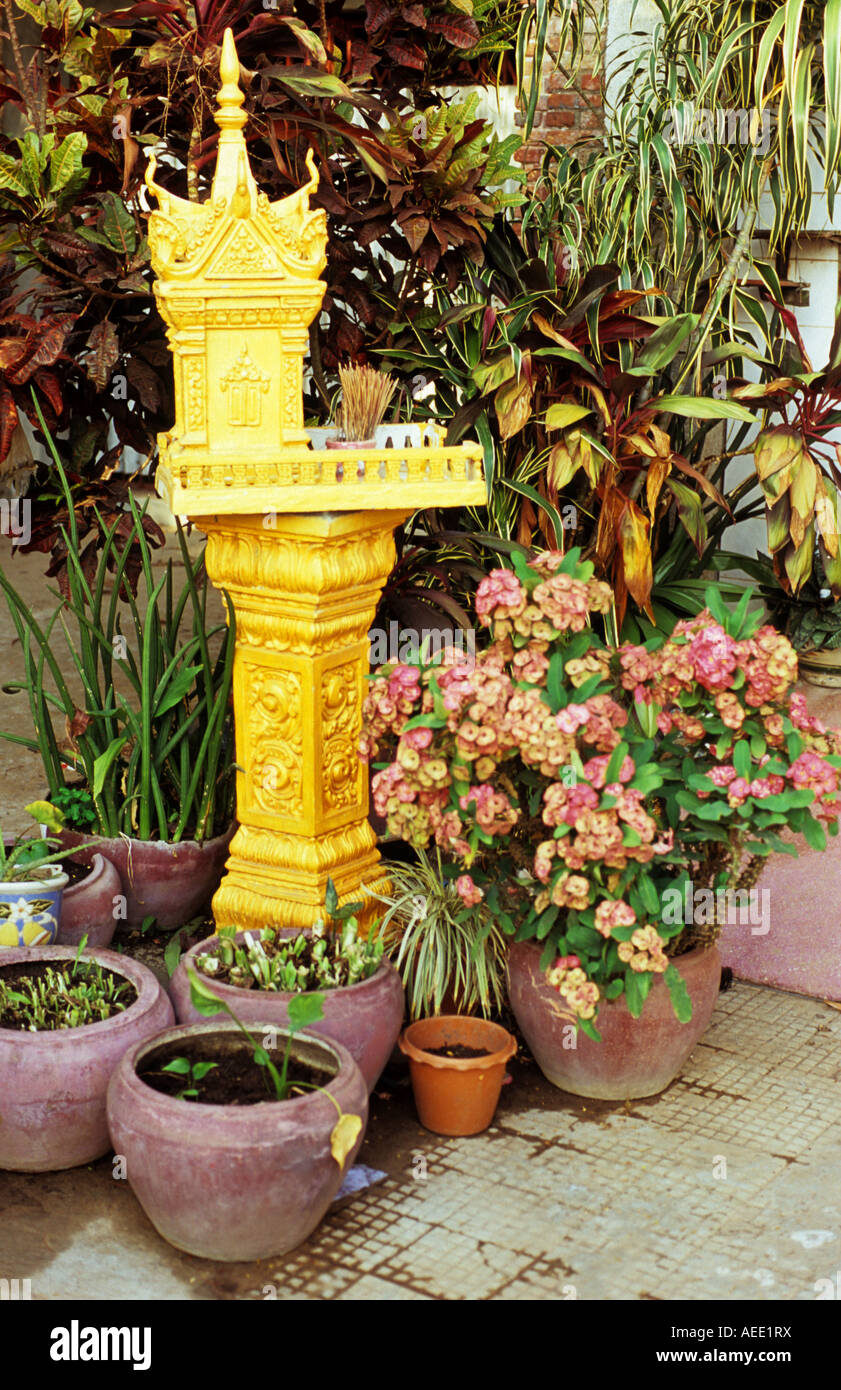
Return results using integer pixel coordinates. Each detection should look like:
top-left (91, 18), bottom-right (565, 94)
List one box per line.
top-left (399, 1015), bottom-right (517, 1137)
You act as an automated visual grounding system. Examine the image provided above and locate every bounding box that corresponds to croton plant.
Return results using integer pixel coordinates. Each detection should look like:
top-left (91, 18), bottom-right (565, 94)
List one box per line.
top-left (360, 550), bottom-right (841, 1038)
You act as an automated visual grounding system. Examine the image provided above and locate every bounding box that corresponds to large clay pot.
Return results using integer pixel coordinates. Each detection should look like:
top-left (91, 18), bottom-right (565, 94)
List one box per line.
top-left (169, 929), bottom-right (404, 1092)
top-left (507, 941), bottom-right (721, 1101)
top-left (57, 853), bottom-right (123, 949)
top-left (0, 946), bottom-right (174, 1171)
top-left (57, 824), bottom-right (235, 930)
top-left (107, 1019), bottom-right (369, 1261)
top-left (399, 1015), bottom-right (516, 1136)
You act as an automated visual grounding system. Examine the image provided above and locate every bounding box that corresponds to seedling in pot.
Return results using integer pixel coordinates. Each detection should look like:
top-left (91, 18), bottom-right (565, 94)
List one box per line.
top-left (194, 877), bottom-right (384, 991)
top-left (0, 936), bottom-right (135, 1032)
top-left (186, 970), bottom-right (362, 1164)
top-left (159, 1056), bottom-right (218, 1100)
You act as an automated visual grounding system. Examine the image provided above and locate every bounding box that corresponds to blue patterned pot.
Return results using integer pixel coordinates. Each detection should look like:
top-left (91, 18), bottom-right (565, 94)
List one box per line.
top-left (0, 867), bottom-right (69, 948)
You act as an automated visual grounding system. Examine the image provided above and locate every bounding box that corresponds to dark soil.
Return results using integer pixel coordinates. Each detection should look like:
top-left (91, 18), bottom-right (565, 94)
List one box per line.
top-left (138, 1032), bottom-right (336, 1105)
top-left (0, 960), bottom-right (137, 1029)
top-left (62, 859), bottom-right (91, 887)
top-left (422, 1043), bottom-right (493, 1060)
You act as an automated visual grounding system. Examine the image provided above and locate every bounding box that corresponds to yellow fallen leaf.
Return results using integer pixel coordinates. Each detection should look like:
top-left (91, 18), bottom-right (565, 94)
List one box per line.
top-left (330, 1113), bottom-right (362, 1167)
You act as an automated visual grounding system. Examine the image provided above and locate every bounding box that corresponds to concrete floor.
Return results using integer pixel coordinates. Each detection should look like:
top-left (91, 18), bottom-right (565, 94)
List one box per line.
top-left (3, 979), bottom-right (841, 1301)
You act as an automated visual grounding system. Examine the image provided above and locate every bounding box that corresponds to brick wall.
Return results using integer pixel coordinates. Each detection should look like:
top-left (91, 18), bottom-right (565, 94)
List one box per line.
top-left (515, 16), bottom-right (605, 181)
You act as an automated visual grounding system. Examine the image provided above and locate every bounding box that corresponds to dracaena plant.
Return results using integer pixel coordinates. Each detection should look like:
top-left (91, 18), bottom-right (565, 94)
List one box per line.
top-left (0, 0), bottom-right (545, 571)
top-left (382, 227), bottom-right (765, 633)
top-left (359, 548), bottom-right (841, 1037)
top-left (729, 301), bottom-right (841, 599)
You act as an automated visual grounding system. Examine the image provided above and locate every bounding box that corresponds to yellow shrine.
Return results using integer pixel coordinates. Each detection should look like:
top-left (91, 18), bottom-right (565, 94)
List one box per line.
top-left (145, 27), bottom-right (486, 930)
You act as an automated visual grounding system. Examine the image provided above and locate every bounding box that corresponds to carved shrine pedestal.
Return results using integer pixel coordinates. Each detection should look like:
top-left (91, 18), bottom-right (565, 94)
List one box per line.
top-left (146, 29), bottom-right (486, 929)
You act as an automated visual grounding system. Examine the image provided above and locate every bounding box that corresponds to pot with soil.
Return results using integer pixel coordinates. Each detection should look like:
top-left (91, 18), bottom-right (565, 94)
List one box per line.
top-left (507, 941), bottom-right (721, 1101)
top-left (399, 1015), bottom-right (516, 1136)
top-left (0, 945), bottom-right (174, 1171)
top-left (168, 918), bottom-right (404, 1093)
top-left (56, 853), bottom-right (123, 948)
top-left (107, 1018), bottom-right (369, 1261)
top-left (57, 824), bottom-right (235, 930)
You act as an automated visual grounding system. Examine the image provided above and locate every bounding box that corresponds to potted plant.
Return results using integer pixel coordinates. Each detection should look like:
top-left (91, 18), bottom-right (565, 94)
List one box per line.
top-left (168, 881), bottom-right (404, 1092)
top-left (360, 548), bottom-right (841, 1099)
top-left (0, 941), bottom-right (173, 1171)
top-left (0, 418), bottom-right (236, 930)
top-left (0, 801), bottom-right (75, 947)
top-left (399, 1014), bottom-right (517, 1136)
top-left (367, 848), bottom-right (509, 1019)
top-left (107, 972), bottom-right (367, 1261)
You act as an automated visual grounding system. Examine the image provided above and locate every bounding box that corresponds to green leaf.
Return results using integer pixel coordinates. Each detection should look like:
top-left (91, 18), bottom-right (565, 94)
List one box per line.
top-left (664, 963), bottom-right (693, 1023)
top-left (92, 735), bottom-right (130, 802)
top-left (733, 739), bottom-right (751, 779)
top-left (653, 394), bottom-right (755, 423)
top-left (801, 816), bottom-right (827, 851)
top-left (102, 191), bottom-right (136, 254)
top-left (623, 968), bottom-right (653, 1019)
top-left (25, 799), bottom-right (64, 833)
top-left (192, 1061), bottom-right (217, 1081)
top-left (287, 992), bottom-right (325, 1031)
top-left (161, 1057), bottom-right (191, 1075)
top-left (187, 968), bottom-right (229, 1018)
top-left (0, 154), bottom-right (27, 199)
top-left (544, 402), bottom-right (593, 430)
top-left (50, 132), bottom-right (87, 195)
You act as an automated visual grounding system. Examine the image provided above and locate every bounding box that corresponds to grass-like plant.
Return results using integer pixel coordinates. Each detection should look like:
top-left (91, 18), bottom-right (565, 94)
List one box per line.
top-left (368, 849), bottom-right (509, 1020)
top-left (0, 398), bottom-right (236, 844)
top-left (0, 937), bottom-right (134, 1030)
top-left (336, 363), bottom-right (397, 442)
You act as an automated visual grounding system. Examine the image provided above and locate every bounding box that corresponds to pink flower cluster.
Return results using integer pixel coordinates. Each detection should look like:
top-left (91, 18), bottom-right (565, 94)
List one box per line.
top-left (475, 563), bottom-right (612, 641)
top-left (455, 874), bottom-right (484, 907)
top-left (617, 925), bottom-right (669, 974)
top-left (359, 664), bottom-right (422, 761)
top-left (546, 954), bottom-right (601, 1020)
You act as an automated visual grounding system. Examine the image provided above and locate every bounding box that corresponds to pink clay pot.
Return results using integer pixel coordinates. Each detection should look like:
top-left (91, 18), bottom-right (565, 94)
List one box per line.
top-left (0, 946), bottom-right (174, 1172)
top-left (107, 1019), bottom-right (369, 1262)
top-left (507, 941), bottom-right (721, 1100)
top-left (57, 853), bottom-right (123, 948)
top-left (57, 824), bottom-right (234, 929)
top-left (169, 929), bottom-right (405, 1092)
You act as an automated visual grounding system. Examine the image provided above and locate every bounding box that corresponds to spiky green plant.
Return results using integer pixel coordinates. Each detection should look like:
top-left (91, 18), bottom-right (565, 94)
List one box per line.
top-left (0, 398), bottom-right (236, 844)
top-left (367, 850), bottom-right (509, 1020)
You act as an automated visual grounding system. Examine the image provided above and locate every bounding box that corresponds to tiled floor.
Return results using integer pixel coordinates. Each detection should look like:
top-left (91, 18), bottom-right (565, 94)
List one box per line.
top-left (4, 979), bottom-right (841, 1300)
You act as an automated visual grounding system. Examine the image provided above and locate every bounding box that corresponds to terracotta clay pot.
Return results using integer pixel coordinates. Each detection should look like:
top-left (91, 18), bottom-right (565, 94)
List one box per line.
top-left (507, 941), bottom-right (721, 1101)
top-left (168, 929), bottom-right (405, 1092)
top-left (107, 1019), bottom-right (369, 1261)
top-left (399, 1015), bottom-right (516, 1136)
top-left (0, 946), bottom-right (174, 1172)
top-left (57, 824), bottom-right (234, 930)
top-left (56, 853), bottom-right (123, 949)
